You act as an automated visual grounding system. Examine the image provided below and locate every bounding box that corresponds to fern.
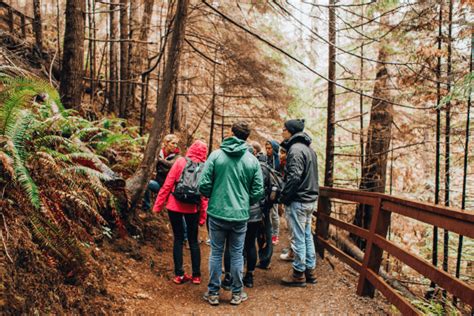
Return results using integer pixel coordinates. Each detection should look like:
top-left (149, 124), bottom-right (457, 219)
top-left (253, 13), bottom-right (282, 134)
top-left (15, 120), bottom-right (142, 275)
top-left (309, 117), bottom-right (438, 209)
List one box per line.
top-left (4, 110), bottom-right (40, 209)
top-left (64, 165), bottom-right (114, 182)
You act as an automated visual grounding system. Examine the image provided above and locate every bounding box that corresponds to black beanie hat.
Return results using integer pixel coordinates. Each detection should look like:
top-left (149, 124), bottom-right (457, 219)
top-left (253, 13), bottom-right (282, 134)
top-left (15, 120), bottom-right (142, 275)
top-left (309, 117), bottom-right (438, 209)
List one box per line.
top-left (284, 119), bottom-right (305, 135)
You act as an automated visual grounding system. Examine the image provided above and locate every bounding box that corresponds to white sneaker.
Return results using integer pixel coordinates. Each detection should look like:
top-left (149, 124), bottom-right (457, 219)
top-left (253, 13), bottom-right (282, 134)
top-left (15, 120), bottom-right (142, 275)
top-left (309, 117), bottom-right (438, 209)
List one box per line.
top-left (280, 250), bottom-right (295, 262)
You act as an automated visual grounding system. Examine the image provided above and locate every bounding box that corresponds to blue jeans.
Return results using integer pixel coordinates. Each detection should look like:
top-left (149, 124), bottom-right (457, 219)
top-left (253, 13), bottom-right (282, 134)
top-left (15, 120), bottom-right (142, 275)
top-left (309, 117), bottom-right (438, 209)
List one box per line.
top-left (143, 180), bottom-right (161, 210)
top-left (286, 201), bottom-right (317, 272)
top-left (208, 216), bottom-right (247, 294)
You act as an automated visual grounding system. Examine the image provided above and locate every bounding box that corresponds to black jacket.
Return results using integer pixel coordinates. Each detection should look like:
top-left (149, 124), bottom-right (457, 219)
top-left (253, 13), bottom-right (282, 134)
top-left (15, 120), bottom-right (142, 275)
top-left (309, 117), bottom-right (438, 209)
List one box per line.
top-left (279, 132), bottom-right (319, 205)
top-left (155, 153), bottom-right (180, 186)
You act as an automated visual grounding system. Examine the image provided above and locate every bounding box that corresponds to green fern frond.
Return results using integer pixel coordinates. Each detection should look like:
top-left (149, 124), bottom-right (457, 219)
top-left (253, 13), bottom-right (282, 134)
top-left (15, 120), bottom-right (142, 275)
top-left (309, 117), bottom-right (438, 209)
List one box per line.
top-left (72, 127), bottom-right (110, 141)
top-left (91, 133), bottom-right (132, 152)
top-left (0, 89), bottom-right (37, 135)
top-left (0, 74), bottom-right (65, 123)
top-left (63, 166), bottom-right (114, 182)
top-left (4, 109), bottom-right (34, 159)
top-left (4, 110), bottom-right (40, 209)
top-left (34, 135), bottom-right (73, 148)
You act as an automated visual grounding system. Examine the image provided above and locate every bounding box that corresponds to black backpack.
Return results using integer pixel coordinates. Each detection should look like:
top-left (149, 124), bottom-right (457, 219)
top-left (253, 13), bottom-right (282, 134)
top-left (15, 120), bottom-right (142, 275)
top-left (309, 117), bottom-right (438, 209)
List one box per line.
top-left (260, 163), bottom-right (284, 204)
top-left (172, 158), bottom-right (204, 204)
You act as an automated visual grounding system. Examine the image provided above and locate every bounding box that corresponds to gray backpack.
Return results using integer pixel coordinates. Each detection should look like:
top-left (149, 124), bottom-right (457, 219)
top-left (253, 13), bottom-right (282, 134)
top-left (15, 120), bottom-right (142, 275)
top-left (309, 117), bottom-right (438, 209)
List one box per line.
top-left (172, 158), bottom-right (203, 204)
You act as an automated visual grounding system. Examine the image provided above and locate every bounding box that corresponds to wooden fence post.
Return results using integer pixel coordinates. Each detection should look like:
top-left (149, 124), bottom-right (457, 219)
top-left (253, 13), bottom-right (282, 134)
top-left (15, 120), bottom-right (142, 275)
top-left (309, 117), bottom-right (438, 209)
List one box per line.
top-left (316, 195), bottom-right (331, 259)
top-left (20, 15), bottom-right (26, 37)
top-left (357, 198), bottom-right (392, 297)
top-left (7, 7), bottom-right (14, 33)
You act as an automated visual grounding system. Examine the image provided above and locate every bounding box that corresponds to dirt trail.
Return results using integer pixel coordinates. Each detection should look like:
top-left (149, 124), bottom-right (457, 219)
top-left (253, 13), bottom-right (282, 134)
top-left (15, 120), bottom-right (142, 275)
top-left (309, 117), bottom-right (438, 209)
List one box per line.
top-left (101, 217), bottom-right (391, 314)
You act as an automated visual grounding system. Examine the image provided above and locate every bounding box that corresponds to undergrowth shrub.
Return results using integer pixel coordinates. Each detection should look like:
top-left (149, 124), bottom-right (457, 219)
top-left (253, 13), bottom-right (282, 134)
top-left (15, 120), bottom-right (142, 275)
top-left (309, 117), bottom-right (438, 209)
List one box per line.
top-left (0, 73), bottom-right (144, 281)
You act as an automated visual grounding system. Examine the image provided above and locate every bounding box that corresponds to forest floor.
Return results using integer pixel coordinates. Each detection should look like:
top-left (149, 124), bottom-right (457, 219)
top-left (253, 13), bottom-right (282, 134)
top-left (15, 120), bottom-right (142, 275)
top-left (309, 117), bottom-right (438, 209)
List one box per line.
top-left (96, 212), bottom-right (392, 315)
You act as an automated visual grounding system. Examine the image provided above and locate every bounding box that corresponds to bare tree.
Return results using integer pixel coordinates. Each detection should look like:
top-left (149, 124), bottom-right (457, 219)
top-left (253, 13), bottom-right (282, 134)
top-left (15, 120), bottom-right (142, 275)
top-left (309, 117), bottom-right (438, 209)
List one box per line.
top-left (324, 0), bottom-right (336, 188)
top-left (60, 0), bottom-right (86, 110)
top-left (108, 0), bottom-right (118, 113)
top-left (353, 14), bottom-right (393, 249)
top-left (119, 0), bottom-right (129, 118)
top-left (126, 0), bottom-right (190, 212)
top-left (32, 0), bottom-right (43, 54)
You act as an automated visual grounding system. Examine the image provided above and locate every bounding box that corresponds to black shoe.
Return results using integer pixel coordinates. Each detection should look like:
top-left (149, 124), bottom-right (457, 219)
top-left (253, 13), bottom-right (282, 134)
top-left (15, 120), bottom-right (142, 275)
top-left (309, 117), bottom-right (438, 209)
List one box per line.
top-left (221, 273), bottom-right (232, 291)
top-left (243, 273), bottom-right (254, 288)
top-left (256, 262), bottom-right (271, 270)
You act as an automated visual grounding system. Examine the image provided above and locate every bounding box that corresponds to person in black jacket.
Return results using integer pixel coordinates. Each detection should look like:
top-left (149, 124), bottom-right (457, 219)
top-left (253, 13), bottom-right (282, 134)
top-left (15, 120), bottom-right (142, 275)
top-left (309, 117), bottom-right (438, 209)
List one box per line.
top-left (142, 134), bottom-right (180, 211)
top-left (279, 119), bottom-right (319, 287)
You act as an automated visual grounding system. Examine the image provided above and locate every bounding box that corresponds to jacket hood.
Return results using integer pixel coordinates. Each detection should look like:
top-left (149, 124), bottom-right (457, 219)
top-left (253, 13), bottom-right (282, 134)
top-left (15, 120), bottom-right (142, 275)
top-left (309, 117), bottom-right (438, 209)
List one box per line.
top-left (220, 136), bottom-right (249, 157)
top-left (285, 132), bottom-right (312, 149)
top-left (186, 140), bottom-right (208, 162)
top-left (267, 140), bottom-right (280, 152)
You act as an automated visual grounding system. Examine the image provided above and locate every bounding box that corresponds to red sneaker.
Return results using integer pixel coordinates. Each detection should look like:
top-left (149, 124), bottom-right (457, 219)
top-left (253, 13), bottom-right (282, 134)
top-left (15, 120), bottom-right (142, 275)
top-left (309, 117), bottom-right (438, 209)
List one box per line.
top-left (272, 235), bottom-right (279, 245)
top-left (192, 276), bottom-right (201, 284)
top-left (173, 274), bottom-right (191, 284)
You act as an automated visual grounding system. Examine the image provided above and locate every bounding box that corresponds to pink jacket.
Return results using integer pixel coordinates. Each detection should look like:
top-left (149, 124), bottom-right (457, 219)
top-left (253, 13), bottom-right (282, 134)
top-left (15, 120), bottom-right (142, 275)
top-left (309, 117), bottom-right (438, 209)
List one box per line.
top-left (153, 141), bottom-right (208, 225)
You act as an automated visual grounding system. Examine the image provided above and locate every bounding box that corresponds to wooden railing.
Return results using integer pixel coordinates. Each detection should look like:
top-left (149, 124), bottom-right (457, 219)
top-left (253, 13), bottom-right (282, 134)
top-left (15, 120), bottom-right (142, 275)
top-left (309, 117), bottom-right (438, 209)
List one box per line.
top-left (315, 187), bottom-right (474, 315)
top-left (0, 2), bottom-right (33, 38)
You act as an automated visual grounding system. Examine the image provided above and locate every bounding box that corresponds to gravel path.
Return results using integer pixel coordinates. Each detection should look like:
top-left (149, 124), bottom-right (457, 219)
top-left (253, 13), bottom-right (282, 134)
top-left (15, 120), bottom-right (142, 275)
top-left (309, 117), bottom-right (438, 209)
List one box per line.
top-left (103, 220), bottom-right (391, 315)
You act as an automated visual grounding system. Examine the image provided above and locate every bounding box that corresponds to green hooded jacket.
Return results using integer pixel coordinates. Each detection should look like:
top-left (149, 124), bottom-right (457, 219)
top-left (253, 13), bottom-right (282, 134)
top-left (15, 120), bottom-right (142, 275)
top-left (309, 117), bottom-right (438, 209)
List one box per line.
top-left (199, 137), bottom-right (264, 222)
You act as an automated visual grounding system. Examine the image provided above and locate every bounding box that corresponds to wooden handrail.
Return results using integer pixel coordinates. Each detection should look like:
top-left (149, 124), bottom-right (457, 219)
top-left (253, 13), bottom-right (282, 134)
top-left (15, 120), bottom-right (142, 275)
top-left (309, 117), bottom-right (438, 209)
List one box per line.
top-left (316, 186), bottom-right (474, 313)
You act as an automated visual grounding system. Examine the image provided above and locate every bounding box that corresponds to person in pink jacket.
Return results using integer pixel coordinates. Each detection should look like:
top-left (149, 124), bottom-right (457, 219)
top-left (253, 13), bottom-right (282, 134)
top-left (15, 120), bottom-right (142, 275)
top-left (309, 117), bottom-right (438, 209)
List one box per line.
top-left (153, 140), bottom-right (208, 285)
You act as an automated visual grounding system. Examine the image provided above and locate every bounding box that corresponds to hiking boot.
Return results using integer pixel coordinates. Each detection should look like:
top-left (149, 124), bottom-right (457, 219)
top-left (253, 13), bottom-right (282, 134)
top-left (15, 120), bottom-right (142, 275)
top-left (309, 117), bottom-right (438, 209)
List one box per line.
top-left (279, 249), bottom-right (295, 262)
top-left (192, 276), bottom-right (201, 284)
top-left (173, 274), bottom-right (191, 284)
top-left (230, 291), bottom-right (248, 305)
top-left (221, 273), bottom-right (232, 291)
top-left (243, 272), bottom-right (254, 288)
top-left (203, 292), bottom-right (219, 306)
top-left (256, 262), bottom-right (271, 270)
top-left (281, 269), bottom-right (306, 287)
top-left (305, 268), bottom-right (317, 284)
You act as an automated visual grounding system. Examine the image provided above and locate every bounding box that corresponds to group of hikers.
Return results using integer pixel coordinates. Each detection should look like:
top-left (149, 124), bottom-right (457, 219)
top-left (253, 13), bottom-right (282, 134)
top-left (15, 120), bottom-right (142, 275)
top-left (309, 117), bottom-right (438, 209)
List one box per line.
top-left (147, 119), bottom-right (319, 306)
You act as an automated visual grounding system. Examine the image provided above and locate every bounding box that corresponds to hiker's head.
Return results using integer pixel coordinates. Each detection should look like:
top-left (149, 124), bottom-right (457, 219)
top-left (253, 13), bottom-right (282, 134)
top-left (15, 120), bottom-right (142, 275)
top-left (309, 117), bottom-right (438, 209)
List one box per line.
top-left (250, 141), bottom-right (262, 155)
top-left (163, 134), bottom-right (179, 153)
top-left (283, 119), bottom-right (305, 139)
top-left (265, 141), bottom-right (273, 156)
top-left (231, 121), bottom-right (251, 141)
top-left (279, 147), bottom-right (287, 161)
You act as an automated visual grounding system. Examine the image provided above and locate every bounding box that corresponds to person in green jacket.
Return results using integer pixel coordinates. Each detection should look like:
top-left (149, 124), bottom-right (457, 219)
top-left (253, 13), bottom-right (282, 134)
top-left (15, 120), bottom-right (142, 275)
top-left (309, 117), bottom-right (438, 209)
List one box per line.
top-left (200, 121), bottom-right (264, 306)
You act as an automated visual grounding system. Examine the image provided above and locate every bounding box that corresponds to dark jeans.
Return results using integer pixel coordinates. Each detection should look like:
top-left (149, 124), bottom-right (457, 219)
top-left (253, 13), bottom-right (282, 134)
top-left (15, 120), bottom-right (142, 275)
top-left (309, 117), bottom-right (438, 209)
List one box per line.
top-left (244, 221), bottom-right (259, 273)
top-left (208, 216), bottom-right (247, 294)
top-left (168, 210), bottom-right (201, 277)
top-left (146, 180), bottom-right (187, 240)
top-left (257, 207), bottom-right (273, 268)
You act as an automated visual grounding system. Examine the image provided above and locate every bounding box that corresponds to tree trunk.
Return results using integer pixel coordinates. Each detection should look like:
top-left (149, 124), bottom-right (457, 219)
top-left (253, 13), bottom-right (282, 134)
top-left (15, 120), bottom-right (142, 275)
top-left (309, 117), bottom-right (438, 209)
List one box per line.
top-left (353, 15), bottom-right (393, 249)
top-left (130, 0), bottom-right (155, 120)
top-left (33, 0), bottom-right (43, 55)
top-left (208, 47), bottom-right (218, 153)
top-left (324, 0), bottom-right (336, 188)
top-left (60, 0), bottom-right (85, 110)
top-left (442, 1), bottom-right (453, 296)
top-left (108, 0), bottom-right (118, 113)
top-left (359, 4), bottom-right (365, 176)
top-left (119, 0), bottom-right (129, 118)
top-left (126, 0), bottom-right (190, 212)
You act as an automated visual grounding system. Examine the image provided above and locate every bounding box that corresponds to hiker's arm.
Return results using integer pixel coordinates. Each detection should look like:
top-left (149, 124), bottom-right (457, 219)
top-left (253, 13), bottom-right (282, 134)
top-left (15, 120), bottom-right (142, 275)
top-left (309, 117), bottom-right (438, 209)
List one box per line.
top-left (249, 165), bottom-right (264, 205)
top-left (153, 159), bottom-right (182, 213)
top-left (279, 150), bottom-right (304, 205)
top-left (198, 153), bottom-right (215, 198)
